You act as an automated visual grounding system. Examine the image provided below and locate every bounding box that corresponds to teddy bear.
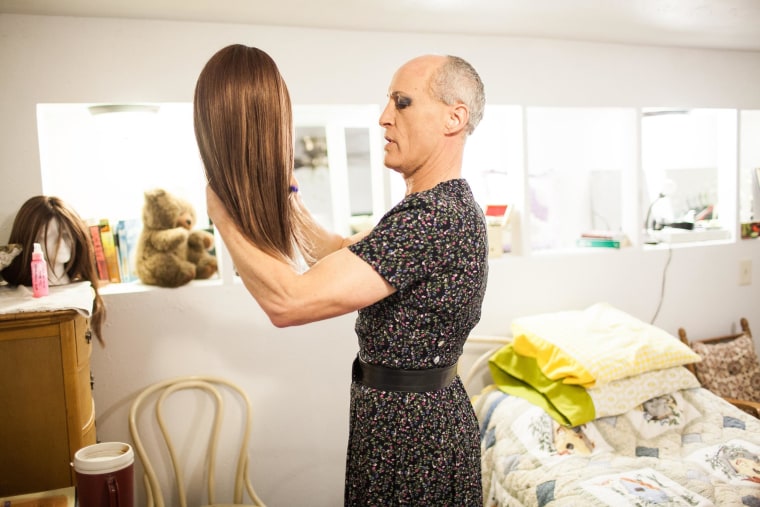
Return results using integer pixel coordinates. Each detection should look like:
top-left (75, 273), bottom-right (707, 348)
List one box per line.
top-left (184, 218), bottom-right (218, 281)
top-left (135, 188), bottom-right (217, 287)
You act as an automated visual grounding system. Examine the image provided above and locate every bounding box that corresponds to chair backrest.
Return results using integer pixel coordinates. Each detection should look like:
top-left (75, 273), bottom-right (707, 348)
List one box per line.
top-left (678, 318), bottom-right (751, 375)
top-left (678, 318), bottom-right (760, 404)
top-left (128, 376), bottom-right (266, 507)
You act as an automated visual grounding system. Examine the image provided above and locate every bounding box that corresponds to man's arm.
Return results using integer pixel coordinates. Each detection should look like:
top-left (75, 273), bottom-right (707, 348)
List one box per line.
top-left (208, 186), bottom-right (394, 327)
top-left (290, 192), bottom-right (370, 264)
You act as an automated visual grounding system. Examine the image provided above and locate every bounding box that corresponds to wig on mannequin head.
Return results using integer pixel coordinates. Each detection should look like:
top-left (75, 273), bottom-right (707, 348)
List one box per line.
top-left (193, 44), bottom-right (309, 264)
top-left (2, 196), bottom-right (107, 345)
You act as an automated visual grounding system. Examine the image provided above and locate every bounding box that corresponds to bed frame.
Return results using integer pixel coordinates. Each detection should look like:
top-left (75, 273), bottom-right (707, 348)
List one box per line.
top-left (462, 335), bottom-right (509, 395)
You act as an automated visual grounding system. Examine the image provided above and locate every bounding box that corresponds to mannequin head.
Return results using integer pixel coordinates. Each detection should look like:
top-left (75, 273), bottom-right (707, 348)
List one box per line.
top-left (2, 196), bottom-right (106, 344)
top-left (39, 217), bottom-right (72, 285)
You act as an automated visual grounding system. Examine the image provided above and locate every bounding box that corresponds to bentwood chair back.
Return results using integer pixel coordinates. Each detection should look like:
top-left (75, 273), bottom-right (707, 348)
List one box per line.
top-left (128, 376), bottom-right (267, 507)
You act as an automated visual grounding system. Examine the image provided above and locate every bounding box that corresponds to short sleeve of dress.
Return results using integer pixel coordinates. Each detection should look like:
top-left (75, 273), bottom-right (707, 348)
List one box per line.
top-left (348, 198), bottom-right (446, 291)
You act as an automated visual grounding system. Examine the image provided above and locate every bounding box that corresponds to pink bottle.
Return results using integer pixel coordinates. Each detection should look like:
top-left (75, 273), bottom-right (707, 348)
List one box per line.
top-left (31, 242), bottom-right (49, 297)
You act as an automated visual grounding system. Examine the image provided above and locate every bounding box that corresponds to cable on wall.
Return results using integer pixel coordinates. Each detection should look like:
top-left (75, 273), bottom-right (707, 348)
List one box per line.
top-left (650, 244), bottom-right (673, 324)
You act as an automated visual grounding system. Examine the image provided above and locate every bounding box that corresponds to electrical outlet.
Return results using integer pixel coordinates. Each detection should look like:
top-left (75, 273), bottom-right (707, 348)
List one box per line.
top-left (739, 259), bottom-right (752, 286)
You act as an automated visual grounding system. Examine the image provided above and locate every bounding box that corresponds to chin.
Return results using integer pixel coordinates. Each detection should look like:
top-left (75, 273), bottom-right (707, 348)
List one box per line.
top-left (384, 163), bottom-right (405, 175)
top-left (383, 159), bottom-right (397, 171)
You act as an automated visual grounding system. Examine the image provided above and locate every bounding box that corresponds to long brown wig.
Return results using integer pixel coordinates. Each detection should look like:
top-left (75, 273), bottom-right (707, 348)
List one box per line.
top-left (193, 44), bottom-right (308, 263)
top-left (1, 196), bottom-right (106, 345)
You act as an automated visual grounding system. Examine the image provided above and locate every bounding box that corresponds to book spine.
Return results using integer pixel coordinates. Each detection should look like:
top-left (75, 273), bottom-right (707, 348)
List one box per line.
top-left (99, 220), bottom-right (122, 283)
top-left (116, 219), bottom-right (139, 282)
top-left (89, 224), bottom-right (110, 281)
top-left (580, 230), bottom-right (625, 241)
top-left (576, 238), bottom-right (620, 248)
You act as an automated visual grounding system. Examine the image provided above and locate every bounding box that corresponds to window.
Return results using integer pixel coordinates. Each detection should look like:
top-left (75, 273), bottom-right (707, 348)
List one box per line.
top-left (641, 108), bottom-right (736, 243)
top-left (524, 107), bottom-right (638, 251)
top-left (37, 103), bottom-right (206, 226)
top-left (292, 105), bottom-right (386, 236)
top-left (462, 105), bottom-right (523, 252)
top-left (740, 110), bottom-right (760, 238)
top-left (36, 103), bottom-right (387, 285)
top-left (35, 102), bottom-right (750, 290)
top-left (462, 105), bottom-right (523, 206)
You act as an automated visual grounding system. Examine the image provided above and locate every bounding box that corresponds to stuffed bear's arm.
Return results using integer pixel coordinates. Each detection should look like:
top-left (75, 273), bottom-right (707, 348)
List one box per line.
top-left (188, 229), bottom-right (215, 250)
top-left (150, 227), bottom-right (190, 251)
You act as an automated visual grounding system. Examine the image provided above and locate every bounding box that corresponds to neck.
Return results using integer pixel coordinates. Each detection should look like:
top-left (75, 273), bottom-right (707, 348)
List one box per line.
top-left (404, 146), bottom-right (464, 195)
top-left (404, 168), bottom-right (460, 195)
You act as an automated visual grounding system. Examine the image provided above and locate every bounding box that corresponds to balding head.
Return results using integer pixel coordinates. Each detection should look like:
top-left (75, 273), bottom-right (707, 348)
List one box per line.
top-left (399, 55), bottom-right (485, 135)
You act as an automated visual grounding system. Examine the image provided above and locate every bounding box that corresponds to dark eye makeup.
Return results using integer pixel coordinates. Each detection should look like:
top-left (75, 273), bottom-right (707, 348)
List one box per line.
top-left (391, 92), bottom-right (412, 110)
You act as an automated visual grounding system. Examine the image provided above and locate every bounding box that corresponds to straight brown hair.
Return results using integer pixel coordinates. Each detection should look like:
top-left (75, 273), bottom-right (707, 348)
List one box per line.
top-left (194, 44), bottom-right (308, 263)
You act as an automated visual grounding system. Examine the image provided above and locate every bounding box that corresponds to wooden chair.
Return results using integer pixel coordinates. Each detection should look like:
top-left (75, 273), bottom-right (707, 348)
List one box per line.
top-left (128, 376), bottom-right (267, 507)
top-left (678, 318), bottom-right (760, 418)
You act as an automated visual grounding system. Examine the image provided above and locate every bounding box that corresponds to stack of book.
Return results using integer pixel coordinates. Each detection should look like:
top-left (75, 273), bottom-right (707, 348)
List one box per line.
top-left (576, 230), bottom-right (630, 249)
top-left (87, 218), bottom-right (142, 284)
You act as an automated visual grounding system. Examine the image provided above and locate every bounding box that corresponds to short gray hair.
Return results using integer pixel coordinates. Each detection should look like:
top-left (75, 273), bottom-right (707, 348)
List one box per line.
top-left (429, 55), bottom-right (485, 135)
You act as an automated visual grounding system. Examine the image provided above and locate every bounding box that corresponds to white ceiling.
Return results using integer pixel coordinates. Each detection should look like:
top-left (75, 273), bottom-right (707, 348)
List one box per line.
top-left (2, 0), bottom-right (760, 52)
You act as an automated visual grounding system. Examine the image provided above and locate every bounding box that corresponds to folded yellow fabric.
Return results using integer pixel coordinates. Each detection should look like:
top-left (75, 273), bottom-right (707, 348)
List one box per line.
top-left (511, 302), bottom-right (702, 388)
top-left (488, 343), bottom-right (701, 426)
top-left (488, 343), bottom-right (593, 426)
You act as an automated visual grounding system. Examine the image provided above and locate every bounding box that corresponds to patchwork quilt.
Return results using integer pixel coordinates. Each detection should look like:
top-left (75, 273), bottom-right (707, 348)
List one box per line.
top-left (476, 386), bottom-right (760, 506)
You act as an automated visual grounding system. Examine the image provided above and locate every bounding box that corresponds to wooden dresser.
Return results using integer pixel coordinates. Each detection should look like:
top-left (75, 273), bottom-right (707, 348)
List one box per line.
top-left (0, 309), bottom-right (96, 496)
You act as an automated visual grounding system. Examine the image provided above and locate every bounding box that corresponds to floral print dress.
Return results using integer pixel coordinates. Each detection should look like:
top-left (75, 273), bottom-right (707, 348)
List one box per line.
top-left (345, 179), bottom-right (489, 506)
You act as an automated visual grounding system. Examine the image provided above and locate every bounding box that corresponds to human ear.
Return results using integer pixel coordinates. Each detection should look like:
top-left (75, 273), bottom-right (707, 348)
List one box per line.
top-left (445, 104), bottom-right (468, 134)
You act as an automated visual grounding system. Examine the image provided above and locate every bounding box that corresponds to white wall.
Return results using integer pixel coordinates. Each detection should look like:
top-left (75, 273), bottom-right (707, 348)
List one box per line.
top-left (1, 14), bottom-right (759, 506)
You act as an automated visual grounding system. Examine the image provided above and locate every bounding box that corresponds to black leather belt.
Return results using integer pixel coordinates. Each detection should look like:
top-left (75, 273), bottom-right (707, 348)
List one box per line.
top-left (351, 355), bottom-right (457, 393)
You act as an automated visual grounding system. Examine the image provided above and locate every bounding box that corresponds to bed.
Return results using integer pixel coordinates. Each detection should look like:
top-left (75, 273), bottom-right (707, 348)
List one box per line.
top-left (469, 303), bottom-right (760, 507)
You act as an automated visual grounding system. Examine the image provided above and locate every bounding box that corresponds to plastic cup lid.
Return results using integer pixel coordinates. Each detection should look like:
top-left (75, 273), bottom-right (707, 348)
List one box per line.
top-left (73, 442), bottom-right (134, 475)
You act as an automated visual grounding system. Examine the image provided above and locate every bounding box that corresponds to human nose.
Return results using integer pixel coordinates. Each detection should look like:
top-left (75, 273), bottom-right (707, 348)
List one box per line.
top-left (378, 100), bottom-right (394, 127)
